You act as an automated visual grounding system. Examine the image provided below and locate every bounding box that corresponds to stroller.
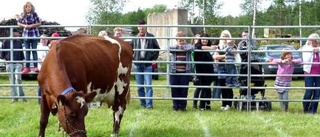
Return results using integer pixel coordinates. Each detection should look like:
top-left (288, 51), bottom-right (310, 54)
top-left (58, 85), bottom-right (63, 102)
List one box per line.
top-left (233, 45), bottom-right (272, 111)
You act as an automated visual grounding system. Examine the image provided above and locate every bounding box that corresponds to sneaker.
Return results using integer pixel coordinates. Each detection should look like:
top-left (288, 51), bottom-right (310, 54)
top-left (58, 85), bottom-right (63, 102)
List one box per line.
top-left (223, 105), bottom-right (231, 111)
top-left (10, 100), bottom-right (17, 103)
top-left (22, 68), bottom-right (31, 74)
top-left (34, 67), bottom-right (40, 73)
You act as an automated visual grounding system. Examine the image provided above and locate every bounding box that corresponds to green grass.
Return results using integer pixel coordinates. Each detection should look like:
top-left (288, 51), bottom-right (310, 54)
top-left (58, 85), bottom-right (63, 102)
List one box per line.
top-left (1, 76), bottom-right (320, 137)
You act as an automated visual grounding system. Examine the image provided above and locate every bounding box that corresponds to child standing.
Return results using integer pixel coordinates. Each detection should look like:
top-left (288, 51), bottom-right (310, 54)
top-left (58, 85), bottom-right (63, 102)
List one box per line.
top-left (271, 49), bottom-right (302, 112)
top-left (36, 34), bottom-right (50, 104)
top-left (169, 31), bottom-right (194, 111)
top-left (224, 40), bottom-right (240, 87)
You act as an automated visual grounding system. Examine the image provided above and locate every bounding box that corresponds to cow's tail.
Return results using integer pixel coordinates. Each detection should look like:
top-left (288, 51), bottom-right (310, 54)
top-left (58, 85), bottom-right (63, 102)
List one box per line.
top-left (126, 88), bottom-right (131, 104)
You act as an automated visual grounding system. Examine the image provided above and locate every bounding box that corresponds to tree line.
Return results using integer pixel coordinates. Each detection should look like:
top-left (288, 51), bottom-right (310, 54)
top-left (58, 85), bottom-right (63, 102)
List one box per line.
top-left (86, 0), bottom-right (320, 38)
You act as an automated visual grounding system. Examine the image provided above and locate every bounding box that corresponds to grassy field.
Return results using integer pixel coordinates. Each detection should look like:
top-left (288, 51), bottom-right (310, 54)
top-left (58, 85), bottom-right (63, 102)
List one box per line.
top-left (0, 75), bottom-right (320, 137)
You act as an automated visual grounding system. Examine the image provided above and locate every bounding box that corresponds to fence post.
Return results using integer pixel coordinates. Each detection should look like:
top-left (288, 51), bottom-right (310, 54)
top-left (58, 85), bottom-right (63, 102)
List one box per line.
top-left (165, 26), bottom-right (171, 98)
top-left (247, 26), bottom-right (253, 111)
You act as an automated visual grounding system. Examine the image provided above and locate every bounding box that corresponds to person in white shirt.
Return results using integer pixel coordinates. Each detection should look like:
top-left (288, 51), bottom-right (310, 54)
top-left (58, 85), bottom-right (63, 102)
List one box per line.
top-left (36, 34), bottom-right (49, 104)
top-left (37, 34), bottom-right (49, 70)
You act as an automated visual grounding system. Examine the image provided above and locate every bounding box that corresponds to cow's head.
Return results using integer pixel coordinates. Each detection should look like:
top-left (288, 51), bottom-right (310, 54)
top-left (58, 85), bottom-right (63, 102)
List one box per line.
top-left (57, 90), bottom-right (96, 137)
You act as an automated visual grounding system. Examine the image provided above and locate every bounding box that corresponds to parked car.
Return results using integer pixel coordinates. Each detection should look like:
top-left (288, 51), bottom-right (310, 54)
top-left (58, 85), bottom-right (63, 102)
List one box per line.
top-left (254, 44), bottom-right (303, 77)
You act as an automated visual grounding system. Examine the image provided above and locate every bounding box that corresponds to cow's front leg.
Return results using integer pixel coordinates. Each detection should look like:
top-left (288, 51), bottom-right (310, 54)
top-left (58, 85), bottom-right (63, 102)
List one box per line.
top-left (38, 97), bottom-right (51, 137)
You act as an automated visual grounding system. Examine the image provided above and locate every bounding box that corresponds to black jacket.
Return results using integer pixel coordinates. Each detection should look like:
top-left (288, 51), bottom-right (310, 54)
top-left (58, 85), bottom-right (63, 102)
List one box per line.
top-left (194, 43), bottom-right (214, 73)
top-left (1, 39), bottom-right (25, 61)
top-left (131, 32), bottom-right (160, 67)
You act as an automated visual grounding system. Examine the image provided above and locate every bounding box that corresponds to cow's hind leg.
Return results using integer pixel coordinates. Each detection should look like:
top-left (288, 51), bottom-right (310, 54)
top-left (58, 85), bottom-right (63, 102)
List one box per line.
top-left (38, 95), bottom-right (51, 137)
top-left (111, 90), bottom-right (127, 137)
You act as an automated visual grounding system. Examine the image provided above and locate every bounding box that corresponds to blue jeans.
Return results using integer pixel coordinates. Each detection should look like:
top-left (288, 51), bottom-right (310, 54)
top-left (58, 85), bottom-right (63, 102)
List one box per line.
top-left (6, 64), bottom-right (25, 101)
top-left (134, 64), bottom-right (153, 108)
top-left (24, 39), bottom-right (38, 68)
top-left (278, 91), bottom-right (289, 112)
top-left (212, 80), bottom-right (221, 98)
top-left (303, 76), bottom-right (320, 114)
top-left (38, 87), bottom-right (41, 104)
top-left (225, 64), bottom-right (237, 85)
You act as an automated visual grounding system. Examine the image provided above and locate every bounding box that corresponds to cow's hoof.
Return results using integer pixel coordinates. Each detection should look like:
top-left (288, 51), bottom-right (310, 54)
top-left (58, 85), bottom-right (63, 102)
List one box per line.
top-left (110, 133), bottom-right (118, 137)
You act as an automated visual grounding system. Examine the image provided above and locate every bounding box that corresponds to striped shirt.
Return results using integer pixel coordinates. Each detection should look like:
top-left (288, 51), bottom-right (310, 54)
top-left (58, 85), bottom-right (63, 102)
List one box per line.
top-left (176, 51), bottom-right (187, 72)
top-left (225, 45), bottom-right (236, 62)
top-left (18, 12), bottom-right (41, 37)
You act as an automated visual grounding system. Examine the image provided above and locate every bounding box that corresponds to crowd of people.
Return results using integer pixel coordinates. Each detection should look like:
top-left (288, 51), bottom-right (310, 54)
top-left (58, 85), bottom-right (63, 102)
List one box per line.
top-left (1, 2), bottom-right (320, 115)
top-left (123, 19), bottom-right (320, 114)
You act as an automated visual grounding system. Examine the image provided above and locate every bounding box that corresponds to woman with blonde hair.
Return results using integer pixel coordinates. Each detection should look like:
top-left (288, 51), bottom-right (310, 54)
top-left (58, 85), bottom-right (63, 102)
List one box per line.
top-left (213, 29), bottom-right (234, 111)
top-left (301, 33), bottom-right (320, 114)
top-left (17, 1), bottom-right (42, 74)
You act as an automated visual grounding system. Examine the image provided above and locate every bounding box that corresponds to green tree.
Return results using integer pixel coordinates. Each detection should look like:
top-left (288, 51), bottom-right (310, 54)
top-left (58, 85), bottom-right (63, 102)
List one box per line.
top-left (86, 0), bottom-right (128, 34)
top-left (178, 0), bottom-right (221, 36)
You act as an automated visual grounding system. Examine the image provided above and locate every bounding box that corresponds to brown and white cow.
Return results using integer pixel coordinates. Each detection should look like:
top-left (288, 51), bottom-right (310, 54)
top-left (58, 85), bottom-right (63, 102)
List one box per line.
top-left (37, 34), bottom-right (133, 137)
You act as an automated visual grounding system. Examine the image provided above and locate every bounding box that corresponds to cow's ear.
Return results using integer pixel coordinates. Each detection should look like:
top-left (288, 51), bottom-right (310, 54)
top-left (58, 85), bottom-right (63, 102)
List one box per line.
top-left (84, 92), bottom-right (97, 103)
top-left (57, 95), bottom-right (67, 105)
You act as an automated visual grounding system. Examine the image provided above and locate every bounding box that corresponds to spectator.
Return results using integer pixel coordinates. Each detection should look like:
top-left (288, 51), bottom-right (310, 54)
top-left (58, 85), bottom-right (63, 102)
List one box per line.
top-left (0, 29), bottom-right (26, 103)
top-left (36, 34), bottom-right (50, 104)
top-left (98, 30), bottom-right (108, 37)
top-left (114, 27), bottom-right (123, 37)
top-left (191, 33), bottom-right (202, 109)
top-left (301, 33), bottom-right (320, 114)
top-left (211, 40), bottom-right (221, 99)
top-left (17, 1), bottom-right (41, 74)
top-left (224, 39), bottom-right (240, 87)
top-left (130, 19), bottom-right (160, 109)
top-left (48, 32), bottom-right (59, 48)
top-left (213, 30), bottom-right (234, 111)
top-left (237, 30), bottom-right (257, 61)
top-left (194, 33), bottom-right (217, 110)
top-left (270, 49), bottom-right (302, 112)
top-left (169, 31), bottom-right (194, 111)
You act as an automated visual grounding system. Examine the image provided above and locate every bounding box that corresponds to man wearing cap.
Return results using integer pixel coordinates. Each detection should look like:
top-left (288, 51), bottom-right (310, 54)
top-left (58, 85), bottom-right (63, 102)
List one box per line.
top-left (0, 29), bottom-right (26, 103)
top-left (131, 19), bottom-right (160, 109)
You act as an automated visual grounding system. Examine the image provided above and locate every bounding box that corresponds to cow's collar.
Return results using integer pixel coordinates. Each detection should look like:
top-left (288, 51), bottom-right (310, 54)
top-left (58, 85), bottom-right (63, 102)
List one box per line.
top-left (61, 87), bottom-right (75, 95)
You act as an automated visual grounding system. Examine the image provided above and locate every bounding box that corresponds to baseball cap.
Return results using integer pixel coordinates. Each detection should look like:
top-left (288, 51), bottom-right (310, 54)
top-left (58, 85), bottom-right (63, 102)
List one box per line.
top-left (52, 32), bottom-right (60, 37)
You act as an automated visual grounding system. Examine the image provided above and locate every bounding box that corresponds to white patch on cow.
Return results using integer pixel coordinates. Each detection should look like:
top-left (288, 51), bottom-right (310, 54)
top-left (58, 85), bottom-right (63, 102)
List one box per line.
top-left (116, 62), bottom-right (129, 95)
top-left (115, 106), bottom-right (124, 124)
top-left (87, 82), bottom-right (116, 107)
top-left (87, 82), bottom-right (93, 92)
top-left (103, 36), bottom-right (122, 60)
top-left (76, 96), bottom-right (85, 108)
